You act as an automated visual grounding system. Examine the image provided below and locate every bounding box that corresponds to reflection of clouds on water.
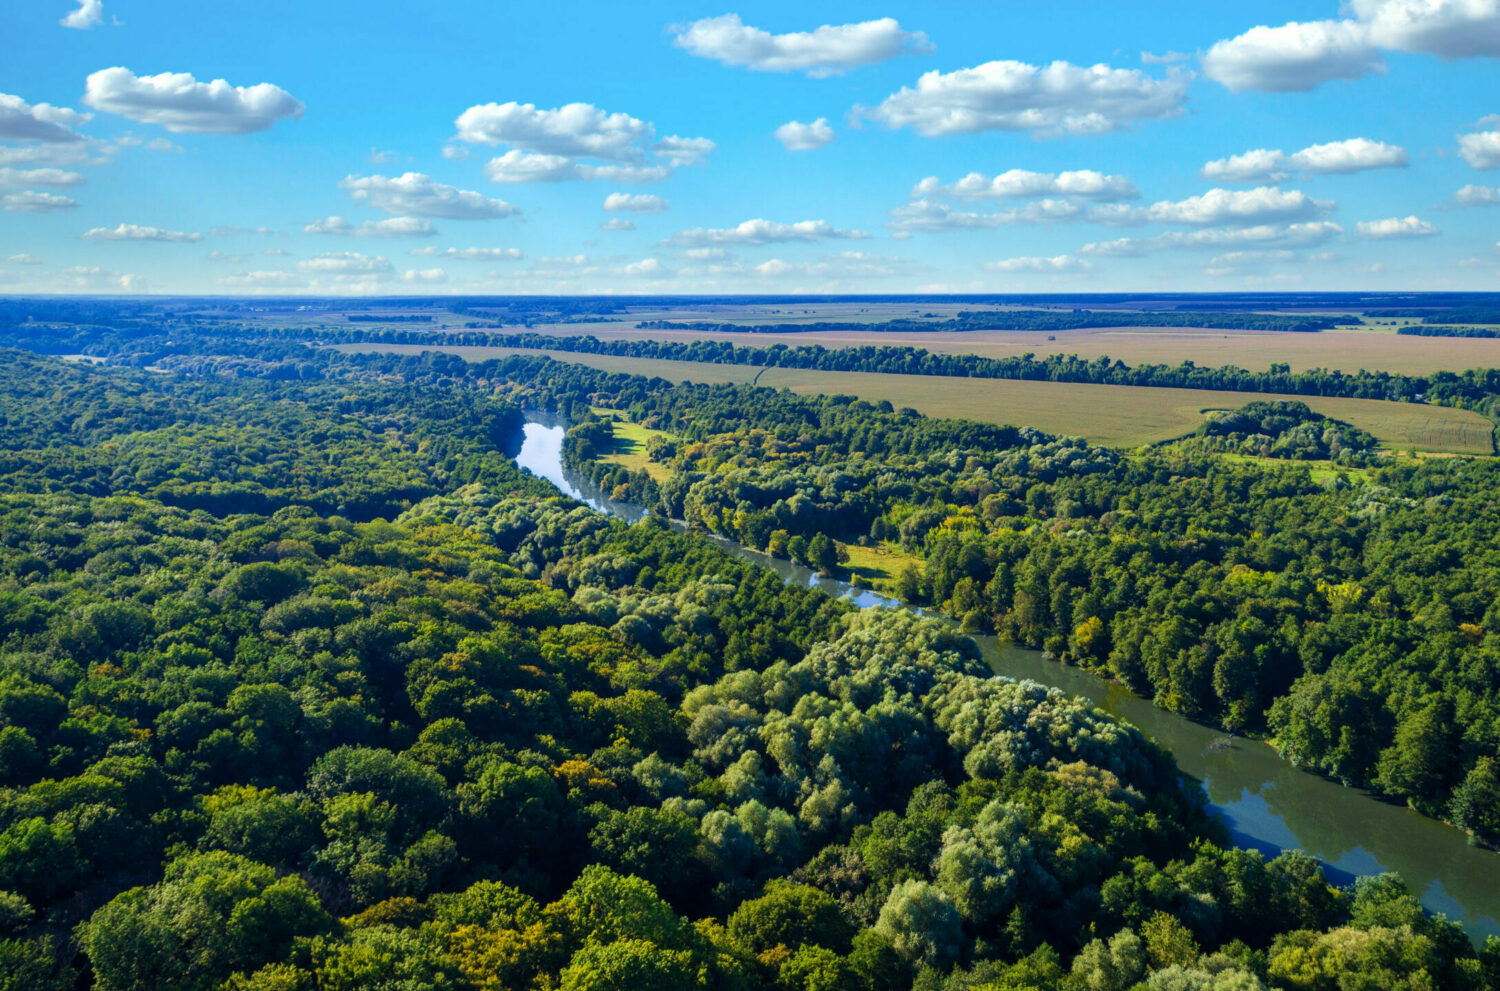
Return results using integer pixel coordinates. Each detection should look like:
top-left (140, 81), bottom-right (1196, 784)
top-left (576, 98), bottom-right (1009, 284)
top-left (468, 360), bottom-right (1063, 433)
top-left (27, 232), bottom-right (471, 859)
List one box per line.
top-left (515, 412), bottom-right (1500, 942)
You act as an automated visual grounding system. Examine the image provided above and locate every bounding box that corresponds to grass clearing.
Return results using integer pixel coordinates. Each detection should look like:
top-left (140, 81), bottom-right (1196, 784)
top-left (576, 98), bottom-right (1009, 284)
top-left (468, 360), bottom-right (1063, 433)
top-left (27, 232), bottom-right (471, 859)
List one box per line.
top-left (589, 408), bottom-right (675, 483)
top-left (333, 343), bottom-right (1495, 455)
top-left (841, 541), bottom-right (920, 589)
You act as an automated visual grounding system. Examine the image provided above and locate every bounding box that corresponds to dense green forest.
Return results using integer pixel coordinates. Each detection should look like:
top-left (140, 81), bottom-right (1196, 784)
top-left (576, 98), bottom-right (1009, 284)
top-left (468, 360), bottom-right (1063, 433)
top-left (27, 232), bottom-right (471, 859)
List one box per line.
top-left (438, 359), bottom-right (1500, 841)
top-left (0, 348), bottom-right (1496, 989)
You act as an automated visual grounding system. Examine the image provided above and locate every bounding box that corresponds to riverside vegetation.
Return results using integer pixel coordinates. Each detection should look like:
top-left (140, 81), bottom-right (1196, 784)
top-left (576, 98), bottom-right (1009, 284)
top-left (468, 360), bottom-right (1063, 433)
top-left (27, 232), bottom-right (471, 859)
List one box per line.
top-left (0, 347), bottom-right (1496, 990)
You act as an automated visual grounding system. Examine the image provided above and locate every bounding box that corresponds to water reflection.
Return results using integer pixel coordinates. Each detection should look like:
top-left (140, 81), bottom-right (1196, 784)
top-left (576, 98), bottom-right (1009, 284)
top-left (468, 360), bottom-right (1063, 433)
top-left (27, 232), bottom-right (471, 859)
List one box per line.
top-left (516, 414), bottom-right (1500, 941)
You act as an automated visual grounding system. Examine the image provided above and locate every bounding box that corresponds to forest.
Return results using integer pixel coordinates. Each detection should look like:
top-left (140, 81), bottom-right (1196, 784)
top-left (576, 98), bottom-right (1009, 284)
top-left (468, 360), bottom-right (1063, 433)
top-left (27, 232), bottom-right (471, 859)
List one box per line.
top-left (0, 347), bottom-right (1496, 990)
top-left (437, 357), bottom-right (1500, 843)
top-left (635, 310), bottom-right (1343, 334)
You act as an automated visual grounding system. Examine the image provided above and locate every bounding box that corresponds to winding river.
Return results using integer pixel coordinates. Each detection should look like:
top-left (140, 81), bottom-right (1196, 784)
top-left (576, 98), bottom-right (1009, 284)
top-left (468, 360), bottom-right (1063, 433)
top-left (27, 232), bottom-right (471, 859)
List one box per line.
top-left (515, 415), bottom-right (1500, 941)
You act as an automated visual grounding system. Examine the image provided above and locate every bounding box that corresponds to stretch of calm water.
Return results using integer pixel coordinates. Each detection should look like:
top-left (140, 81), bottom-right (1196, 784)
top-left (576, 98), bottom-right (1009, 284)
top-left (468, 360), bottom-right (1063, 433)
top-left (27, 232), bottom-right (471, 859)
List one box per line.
top-left (515, 415), bottom-right (1500, 941)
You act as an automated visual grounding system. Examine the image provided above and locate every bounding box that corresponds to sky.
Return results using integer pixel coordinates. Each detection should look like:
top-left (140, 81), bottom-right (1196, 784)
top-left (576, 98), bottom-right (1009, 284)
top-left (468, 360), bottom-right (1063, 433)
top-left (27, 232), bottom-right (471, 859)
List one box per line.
top-left (2, 0), bottom-right (1500, 295)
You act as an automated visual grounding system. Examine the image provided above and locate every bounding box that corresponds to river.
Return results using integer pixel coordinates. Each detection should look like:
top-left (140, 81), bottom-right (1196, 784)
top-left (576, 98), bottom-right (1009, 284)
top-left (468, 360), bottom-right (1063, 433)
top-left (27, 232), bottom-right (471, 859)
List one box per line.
top-left (514, 415), bottom-right (1500, 941)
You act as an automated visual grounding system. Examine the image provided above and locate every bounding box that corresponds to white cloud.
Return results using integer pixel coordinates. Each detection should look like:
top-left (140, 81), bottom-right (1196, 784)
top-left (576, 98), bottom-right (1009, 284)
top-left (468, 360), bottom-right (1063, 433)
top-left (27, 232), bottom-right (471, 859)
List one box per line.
top-left (680, 247), bottom-right (729, 261)
top-left (298, 252), bottom-right (393, 274)
top-left (671, 14), bottom-right (932, 76)
top-left (1454, 183), bottom-right (1500, 204)
top-left (653, 136), bottom-right (715, 166)
top-left (621, 258), bottom-right (665, 276)
top-left (0, 167), bottom-right (84, 187)
top-left (401, 268), bottom-right (447, 284)
top-left (206, 251), bottom-right (246, 263)
top-left (61, 0), bottom-right (104, 29)
top-left (667, 218), bottom-right (870, 247)
top-left (7, 190), bottom-right (80, 213)
top-left (83, 222), bottom-right (201, 241)
top-left (1201, 138), bottom-right (1407, 182)
top-left (1459, 123), bottom-right (1500, 168)
top-left (601, 218), bottom-right (636, 231)
top-left (1356, 215), bottom-right (1439, 237)
top-left (912, 168), bottom-right (1137, 201)
top-left (864, 59), bottom-right (1188, 137)
top-left (304, 215), bottom-right (437, 237)
top-left (55, 265), bottom-right (144, 291)
top-left (482, 150), bottom-right (583, 183)
top-left (458, 104), bottom-right (711, 183)
top-left (6, 253), bottom-right (41, 264)
top-left (217, 270), bottom-right (307, 290)
top-left (209, 225), bottom-right (275, 236)
top-left (1103, 187), bottom-right (1334, 227)
top-left (984, 255), bottom-right (1093, 273)
top-left (369, 147), bottom-right (400, 164)
top-left (603, 192), bottom-right (668, 213)
top-left (1351, 0), bottom-right (1500, 58)
top-left (749, 251), bottom-right (922, 280)
top-left (341, 172), bottom-right (518, 219)
top-left (1291, 137), bottom-right (1408, 173)
top-left (0, 92), bottom-right (91, 143)
top-left (408, 246), bottom-right (524, 261)
top-left (83, 68), bottom-right (303, 134)
top-left (1201, 149), bottom-right (1292, 183)
top-left (1206, 3), bottom-right (1500, 94)
top-left (774, 118), bottom-right (835, 151)
top-left (1202, 20), bottom-right (1383, 92)
top-left (1081, 221), bottom-right (1345, 255)
top-left (887, 198), bottom-right (1082, 232)
top-left (455, 101), bottom-right (650, 159)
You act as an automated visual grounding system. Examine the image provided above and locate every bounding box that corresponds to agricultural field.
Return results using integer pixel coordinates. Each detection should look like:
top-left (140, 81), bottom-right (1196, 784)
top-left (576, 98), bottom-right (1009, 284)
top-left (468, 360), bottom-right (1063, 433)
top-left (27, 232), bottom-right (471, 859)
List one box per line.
top-left (504, 320), bottom-right (1500, 377)
top-left (335, 343), bottom-right (1495, 453)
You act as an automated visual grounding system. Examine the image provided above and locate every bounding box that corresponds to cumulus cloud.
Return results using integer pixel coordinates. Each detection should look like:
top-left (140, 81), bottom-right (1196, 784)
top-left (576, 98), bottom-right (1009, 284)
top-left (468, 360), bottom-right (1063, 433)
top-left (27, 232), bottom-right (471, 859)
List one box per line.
top-left (621, 257), bottom-right (666, 276)
top-left (401, 268), bottom-right (447, 284)
top-left (672, 14), bottom-right (932, 76)
top-left (217, 270), bottom-right (307, 289)
top-left (653, 136), bottom-right (715, 166)
top-left (298, 252), bottom-right (393, 274)
top-left (455, 101), bottom-right (650, 159)
top-left (61, 0), bottom-right (104, 29)
top-left (83, 68), bottom-right (303, 134)
top-left (912, 168), bottom-right (1137, 201)
top-left (54, 265), bottom-right (144, 291)
top-left (455, 102), bottom-right (712, 183)
top-left (1081, 221), bottom-right (1345, 255)
top-left (748, 251), bottom-right (923, 280)
top-left (1202, 20), bottom-right (1383, 92)
top-left (209, 225), bottom-right (275, 236)
top-left (83, 222), bottom-right (201, 241)
top-left (1459, 121), bottom-right (1500, 168)
top-left (0, 167), bottom-right (84, 187)
top-left (667, 218), bottom-right (870, 247)
top-left (408, 246), bottom-right (524, 260)
top-left (3, 191), bottom-right (78, 212)
top-left (6, 253), bottom-right (41, 264)
top-left (603, 192), bottom-right (668, 213)
top-left (774, 118), bottom-right (835, 151)
top-left (600, 218), bottom-right (636, 231)
top-left (1352, 0), bottom-right (1500, 58)
top-left (887, 198), bottom-right (1082, 233)
top-left (1099, 186), bottom-right (1334, 227)
top-left (863, 59), bottom-right (1188, 137)
top-left (0, 92), bottom-right (91, 143)
top-left (341, 172), bottom-right (518, 219)
top-left (1202, 138), bottom-right (1407, 181)
top-left (1356, 215), bottom-right (1440, 237)
top-left (1205, 3), bottom-right (1500, 93)
top-left (1454, 183), bottom-right (1500, 204)
top-left (984, 255), bottom-right (1093, 272)
top-left (304, 216), bottom-right (436, 237)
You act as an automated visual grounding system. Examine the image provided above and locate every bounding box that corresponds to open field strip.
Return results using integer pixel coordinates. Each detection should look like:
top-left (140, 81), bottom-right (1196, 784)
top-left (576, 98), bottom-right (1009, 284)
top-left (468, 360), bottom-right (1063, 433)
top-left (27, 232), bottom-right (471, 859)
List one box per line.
top-left (334, 343), bottom-right (1494, 453)
top-left (502, 321), bottom-right (1500, 377)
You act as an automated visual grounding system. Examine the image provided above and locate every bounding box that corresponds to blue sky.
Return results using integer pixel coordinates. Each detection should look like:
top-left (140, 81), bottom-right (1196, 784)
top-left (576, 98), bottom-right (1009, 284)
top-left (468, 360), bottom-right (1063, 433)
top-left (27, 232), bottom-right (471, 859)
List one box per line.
top-left (2, 0), bottom-right (1499, 294)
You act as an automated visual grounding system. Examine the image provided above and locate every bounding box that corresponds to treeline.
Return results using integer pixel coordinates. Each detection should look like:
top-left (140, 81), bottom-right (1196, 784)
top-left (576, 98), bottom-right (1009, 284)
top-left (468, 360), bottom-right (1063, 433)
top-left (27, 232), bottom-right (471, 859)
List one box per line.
top-left (452, 357), bottom-right (1500, 844)
top-left (346, 314), bottom-right (432, 323)
top-left (638, 308), bottom-right (1342, 334)
top-left (1183, 400), bottom-right (1380, 464)
top-left (7, 350), bottom-right (1494, 988)
top-left (1400, 326), bottom-right (1500, 339)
